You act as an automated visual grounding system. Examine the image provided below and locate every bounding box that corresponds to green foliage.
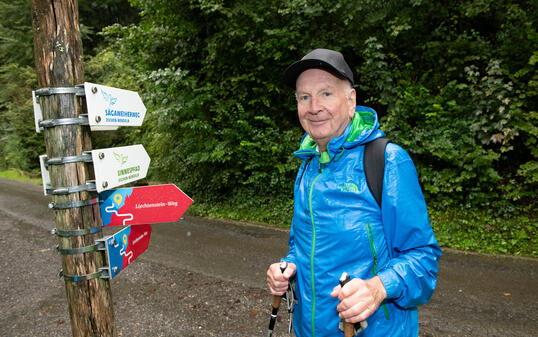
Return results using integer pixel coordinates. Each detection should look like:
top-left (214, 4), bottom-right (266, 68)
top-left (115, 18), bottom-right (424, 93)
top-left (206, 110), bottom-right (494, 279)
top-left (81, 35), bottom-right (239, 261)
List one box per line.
top-left (103, 0), bottom-right (324, 201)
top-left (0, 169), bottom-right (42, 185)
top-left (188, 192), bottom-right (294, 228)
top-left (0, 0), bottom-right (140, 172)
top-left (0, 0), bottom-right (34, 67)
top-left (0, 1), bottom-right (42, 172)
top-left (0, 64), bottom-right (42, 172)
top-left (430, 208), bottom-right (536, 257)
top-left (105, 0), bottom-right (536, 217)
top-left (79, 0), bottom-right (140, 55)
top-left (136, 65), bottom-right (301, 201)
top-left (369, 1), bottom-right (537, 218)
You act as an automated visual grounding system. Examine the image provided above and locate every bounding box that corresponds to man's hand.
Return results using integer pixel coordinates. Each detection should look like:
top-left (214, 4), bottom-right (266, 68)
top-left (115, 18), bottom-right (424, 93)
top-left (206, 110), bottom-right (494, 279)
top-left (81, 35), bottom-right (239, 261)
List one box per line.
top-left (330, 276), bottom-right (387, 323)
top-left (266, 262), bottom-right (297, 296)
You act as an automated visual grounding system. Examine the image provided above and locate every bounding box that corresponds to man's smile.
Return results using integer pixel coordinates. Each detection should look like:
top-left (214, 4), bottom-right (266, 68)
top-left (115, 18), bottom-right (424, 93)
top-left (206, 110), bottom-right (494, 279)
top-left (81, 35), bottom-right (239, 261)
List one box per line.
top-left (308, 119), bottom-right (328, 125)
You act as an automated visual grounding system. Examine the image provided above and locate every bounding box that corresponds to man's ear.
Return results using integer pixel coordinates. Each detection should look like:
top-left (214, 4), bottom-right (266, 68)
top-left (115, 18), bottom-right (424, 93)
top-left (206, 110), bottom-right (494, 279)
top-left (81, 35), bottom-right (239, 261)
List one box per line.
top-left (348, 88), bottom-right (356, 117)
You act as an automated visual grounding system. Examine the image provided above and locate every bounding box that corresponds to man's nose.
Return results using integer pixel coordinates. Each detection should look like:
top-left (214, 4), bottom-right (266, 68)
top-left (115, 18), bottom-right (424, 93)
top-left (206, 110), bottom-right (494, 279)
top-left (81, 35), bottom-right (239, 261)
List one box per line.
top-left (309, 96), bottom-right (323, 113)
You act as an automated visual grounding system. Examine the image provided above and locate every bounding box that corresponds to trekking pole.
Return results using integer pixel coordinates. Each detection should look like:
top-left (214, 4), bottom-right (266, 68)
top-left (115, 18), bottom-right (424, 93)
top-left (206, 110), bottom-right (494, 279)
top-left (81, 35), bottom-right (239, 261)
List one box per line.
top-left (267, 261), bottom-right (288, 337)
top-left (339, 272), bottom-right (368, 337)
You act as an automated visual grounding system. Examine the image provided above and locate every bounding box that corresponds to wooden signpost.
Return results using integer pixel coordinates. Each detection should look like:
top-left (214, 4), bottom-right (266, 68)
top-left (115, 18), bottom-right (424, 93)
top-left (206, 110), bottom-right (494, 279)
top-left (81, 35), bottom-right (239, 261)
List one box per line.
top-left (31, 1), bottom-right (193, 336)
top-left (31, 1), bottom-right (115, 336)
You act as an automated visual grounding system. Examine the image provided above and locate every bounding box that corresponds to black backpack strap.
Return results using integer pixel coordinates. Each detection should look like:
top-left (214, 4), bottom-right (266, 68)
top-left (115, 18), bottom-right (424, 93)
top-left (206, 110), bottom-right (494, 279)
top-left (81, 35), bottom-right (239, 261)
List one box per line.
top-left (364, 137), bottom-right (391, 208)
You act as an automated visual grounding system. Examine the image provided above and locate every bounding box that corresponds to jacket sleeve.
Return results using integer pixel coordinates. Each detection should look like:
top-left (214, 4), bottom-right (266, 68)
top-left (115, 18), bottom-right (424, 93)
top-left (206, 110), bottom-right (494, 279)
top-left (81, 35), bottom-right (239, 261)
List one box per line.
top-left (376, 144), bottom-right (442, 308)
top-left (284, 221), bottom-right (297, 264)
top-left (284, 160), bottom-right (308, 265)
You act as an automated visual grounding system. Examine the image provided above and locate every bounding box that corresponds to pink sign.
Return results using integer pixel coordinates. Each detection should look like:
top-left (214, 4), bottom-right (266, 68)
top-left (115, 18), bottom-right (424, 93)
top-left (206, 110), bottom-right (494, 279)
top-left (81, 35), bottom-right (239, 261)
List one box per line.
top-left (103, 224), bottom-right (152, 278)
top-left (100, 184), bottom-right (193, 227)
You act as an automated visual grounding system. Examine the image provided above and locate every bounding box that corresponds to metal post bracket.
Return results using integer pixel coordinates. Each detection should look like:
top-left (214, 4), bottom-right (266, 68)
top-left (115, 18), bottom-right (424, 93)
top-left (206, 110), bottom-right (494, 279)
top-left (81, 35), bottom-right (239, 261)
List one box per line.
top-left (58, 269), bottom-right (109, 282)
top-left (38, 114), bottom-right (89, 130)
top-left (33, 85), bottom-right (87, 133)
top-left (45, 180), bottom-right (96, 196)
top-left (48, 197), bottom-right (98, 210)
top-left (56, 243), bottom-right (100, 255)
top-left (34, 85), bottom-right (85, 97)
top-left (51, 226), bottom-right (101, 237)
top-left (44, 152), bottom-right (93, 166)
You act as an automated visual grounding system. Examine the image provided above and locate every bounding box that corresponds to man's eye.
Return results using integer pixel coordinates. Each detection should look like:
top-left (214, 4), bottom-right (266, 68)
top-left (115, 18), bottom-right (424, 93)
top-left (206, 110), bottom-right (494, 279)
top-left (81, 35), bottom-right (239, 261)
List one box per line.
top-left (299, 95), bottom-right (309, 101)
top-left (323, 92), bottom-right (331, 97)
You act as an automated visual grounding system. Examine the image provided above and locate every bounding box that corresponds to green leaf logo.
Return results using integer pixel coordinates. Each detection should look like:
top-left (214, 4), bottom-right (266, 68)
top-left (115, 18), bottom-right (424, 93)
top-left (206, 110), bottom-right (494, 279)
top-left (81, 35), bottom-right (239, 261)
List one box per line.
top-left (113, 152), bottom-right (128, 166)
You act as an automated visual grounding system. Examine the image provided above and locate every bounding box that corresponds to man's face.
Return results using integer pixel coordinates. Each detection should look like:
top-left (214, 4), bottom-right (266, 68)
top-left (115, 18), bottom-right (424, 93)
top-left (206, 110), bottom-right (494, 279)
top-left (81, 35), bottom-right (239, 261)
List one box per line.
top-left (296, 68), bottom-right (356, 151)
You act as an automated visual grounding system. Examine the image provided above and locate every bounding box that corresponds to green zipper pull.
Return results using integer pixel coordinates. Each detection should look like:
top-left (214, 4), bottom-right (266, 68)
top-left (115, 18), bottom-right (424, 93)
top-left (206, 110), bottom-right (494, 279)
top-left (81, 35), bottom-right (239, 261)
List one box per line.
top-left (319, 151), bottom-right (331, 164)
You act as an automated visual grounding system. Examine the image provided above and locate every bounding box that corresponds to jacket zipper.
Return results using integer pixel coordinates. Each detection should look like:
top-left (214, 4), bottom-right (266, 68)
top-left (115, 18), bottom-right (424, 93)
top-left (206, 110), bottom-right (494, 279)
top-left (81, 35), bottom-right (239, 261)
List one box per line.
top-left (366, 222), bottom-right (390, 320)
top-left (308, 170), bottom-right (323, 337)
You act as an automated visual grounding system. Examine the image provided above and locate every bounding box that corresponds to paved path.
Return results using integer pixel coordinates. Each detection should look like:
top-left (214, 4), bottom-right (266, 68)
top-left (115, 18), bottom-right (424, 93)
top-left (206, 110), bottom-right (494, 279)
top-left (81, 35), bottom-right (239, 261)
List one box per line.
top-left (0, 178), bottom-right (536, 336)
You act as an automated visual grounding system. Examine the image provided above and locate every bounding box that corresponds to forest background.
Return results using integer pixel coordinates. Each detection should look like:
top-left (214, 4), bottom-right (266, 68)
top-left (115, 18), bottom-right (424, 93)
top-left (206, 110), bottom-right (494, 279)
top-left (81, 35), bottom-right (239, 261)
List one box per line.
top-left (0, 0), bottom-right (536, 256)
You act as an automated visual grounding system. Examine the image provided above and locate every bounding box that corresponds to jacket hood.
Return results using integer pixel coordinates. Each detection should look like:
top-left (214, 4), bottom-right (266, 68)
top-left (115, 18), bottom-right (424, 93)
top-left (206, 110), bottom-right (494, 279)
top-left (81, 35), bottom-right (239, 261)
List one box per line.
top-left (294, 105), bottom-right (385, 162)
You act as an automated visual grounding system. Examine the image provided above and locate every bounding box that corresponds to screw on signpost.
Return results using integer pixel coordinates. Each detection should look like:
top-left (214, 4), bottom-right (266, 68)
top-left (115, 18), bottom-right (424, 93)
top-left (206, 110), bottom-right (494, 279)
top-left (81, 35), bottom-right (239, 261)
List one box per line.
top-left (339, 272), bottom-right (367, 337)
top-left (267, 261), bottom-right (288, 337)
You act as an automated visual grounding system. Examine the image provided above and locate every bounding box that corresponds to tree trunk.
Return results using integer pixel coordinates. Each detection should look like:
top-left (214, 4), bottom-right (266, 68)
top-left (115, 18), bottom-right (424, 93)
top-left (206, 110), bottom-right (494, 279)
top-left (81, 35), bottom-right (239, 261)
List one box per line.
top-left (31, 1), bottom-right (116, 336)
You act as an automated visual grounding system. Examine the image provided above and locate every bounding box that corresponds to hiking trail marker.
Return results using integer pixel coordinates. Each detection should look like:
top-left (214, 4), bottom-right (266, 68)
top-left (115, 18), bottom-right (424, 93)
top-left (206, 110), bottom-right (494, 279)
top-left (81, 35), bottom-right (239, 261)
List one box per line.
top-left (33, 82), bottom-right (146, 132)
top-left (97, 224), bottom-right (152, 279)
top-left (84, 82), bottom-right (146, 131)
top-left (34, 81), bottom-right (193, 281)
top-left (92, 144), bottom-right (150, 193)
top-left (99, 184), bottom-right (193, 227)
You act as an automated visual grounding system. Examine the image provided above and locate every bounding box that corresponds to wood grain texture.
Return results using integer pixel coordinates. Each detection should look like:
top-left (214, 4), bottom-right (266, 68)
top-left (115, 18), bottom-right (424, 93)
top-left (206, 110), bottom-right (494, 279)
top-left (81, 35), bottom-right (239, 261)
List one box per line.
top-left (31, 1), bottom-right (116, 336)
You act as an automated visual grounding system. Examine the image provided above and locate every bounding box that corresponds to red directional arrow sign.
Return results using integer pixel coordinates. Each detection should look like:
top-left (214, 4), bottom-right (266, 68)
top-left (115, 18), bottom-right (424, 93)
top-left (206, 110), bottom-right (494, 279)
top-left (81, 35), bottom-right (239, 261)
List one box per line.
top-left (97, 224), bottom-right (153, 278)
top-left (99, 184), bottom-right (193, 227)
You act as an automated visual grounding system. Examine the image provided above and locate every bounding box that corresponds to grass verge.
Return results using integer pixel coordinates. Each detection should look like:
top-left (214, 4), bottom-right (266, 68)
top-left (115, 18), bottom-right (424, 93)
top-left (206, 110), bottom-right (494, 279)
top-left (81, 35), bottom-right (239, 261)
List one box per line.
top-left (190, 196), bottom-right (536, 258)
top-left (430, 208), bottom-right (536, 257)
top-left (0, 169), bottom-right (42, 185)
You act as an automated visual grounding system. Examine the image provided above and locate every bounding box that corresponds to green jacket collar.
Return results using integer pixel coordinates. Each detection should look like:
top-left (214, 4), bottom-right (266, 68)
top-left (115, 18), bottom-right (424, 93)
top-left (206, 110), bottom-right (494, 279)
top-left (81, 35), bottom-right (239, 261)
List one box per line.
top-left (295, 107), bottom-right (377, 163)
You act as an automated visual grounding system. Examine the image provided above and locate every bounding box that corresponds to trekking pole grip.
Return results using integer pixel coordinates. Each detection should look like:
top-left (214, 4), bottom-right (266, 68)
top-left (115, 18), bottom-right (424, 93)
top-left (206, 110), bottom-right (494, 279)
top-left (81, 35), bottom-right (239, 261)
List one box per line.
top-left (339, 272), bottom-right (355, 337)
top-left (274, 261), bottom-right (288, 306)
top-left (267, 261), bottom-right (288, 337)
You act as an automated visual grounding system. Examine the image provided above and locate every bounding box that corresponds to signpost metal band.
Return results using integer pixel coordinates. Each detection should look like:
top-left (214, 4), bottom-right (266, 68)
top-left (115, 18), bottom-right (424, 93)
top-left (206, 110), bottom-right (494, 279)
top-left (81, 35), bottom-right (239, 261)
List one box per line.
top-left (45, 152), bottom-right (92, 165)
top-left (39, 115), bottom-right (89, 129)
top-left (35, 86), bottom-right (85, 97)
top-left (56, 243), bottom-right (100, 255)
top-left (46, 181), bottom-right (96, 195)
top-left (51, 227), bottom-right (101, 237)
top-left (49, 197), bottom-right (98, 210)
top-left (59, 269), bottom-right (108, 282)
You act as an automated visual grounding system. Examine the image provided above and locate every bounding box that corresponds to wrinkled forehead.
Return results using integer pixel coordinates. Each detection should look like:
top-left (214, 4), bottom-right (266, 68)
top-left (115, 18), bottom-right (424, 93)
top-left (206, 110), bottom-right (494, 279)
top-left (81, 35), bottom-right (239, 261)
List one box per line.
top-left (296, 68), bottom-right (349, 92)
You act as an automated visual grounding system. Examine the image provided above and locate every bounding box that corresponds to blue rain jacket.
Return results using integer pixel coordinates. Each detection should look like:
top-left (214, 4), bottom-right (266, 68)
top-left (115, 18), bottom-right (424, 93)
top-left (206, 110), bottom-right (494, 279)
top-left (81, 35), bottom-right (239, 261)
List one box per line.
top-left (285, 106), bottom-right (441, 337)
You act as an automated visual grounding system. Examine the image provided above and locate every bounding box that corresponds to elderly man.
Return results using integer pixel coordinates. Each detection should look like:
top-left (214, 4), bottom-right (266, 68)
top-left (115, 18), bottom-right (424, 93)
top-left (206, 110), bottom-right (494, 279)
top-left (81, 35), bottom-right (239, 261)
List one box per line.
top-left (266, 49), bottom-right (442, 337)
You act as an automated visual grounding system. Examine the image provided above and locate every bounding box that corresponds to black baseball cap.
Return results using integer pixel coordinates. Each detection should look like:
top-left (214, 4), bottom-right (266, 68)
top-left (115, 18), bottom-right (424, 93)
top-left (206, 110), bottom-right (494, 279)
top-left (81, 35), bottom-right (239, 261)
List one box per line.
top-left (283, 48), bottom-right (354, 88)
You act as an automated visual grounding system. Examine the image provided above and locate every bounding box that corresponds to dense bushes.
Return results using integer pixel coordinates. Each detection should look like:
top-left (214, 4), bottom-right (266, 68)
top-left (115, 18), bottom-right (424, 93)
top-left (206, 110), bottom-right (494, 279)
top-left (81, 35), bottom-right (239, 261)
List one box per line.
top-left (100, 0), bottom-right (537, 218)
